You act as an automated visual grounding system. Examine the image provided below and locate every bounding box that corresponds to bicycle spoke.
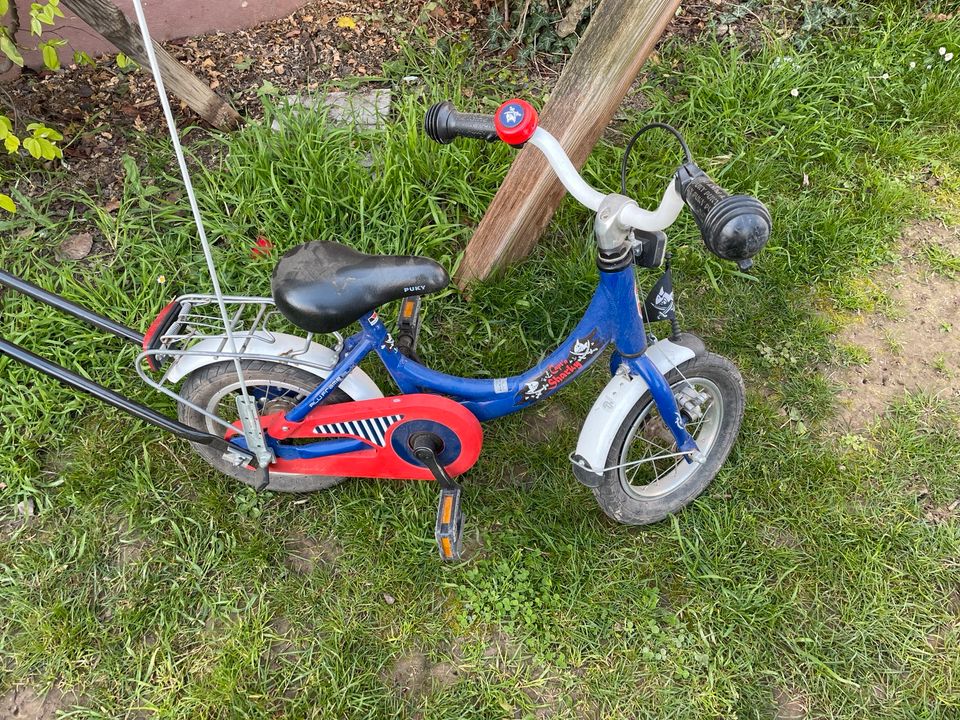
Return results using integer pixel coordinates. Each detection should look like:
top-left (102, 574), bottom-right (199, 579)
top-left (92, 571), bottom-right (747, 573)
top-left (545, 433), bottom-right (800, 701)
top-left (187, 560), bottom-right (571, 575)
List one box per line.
top-left (636, 432), bottom-right (671, 456)
top-left (620, 381), bottom-right (722, 493)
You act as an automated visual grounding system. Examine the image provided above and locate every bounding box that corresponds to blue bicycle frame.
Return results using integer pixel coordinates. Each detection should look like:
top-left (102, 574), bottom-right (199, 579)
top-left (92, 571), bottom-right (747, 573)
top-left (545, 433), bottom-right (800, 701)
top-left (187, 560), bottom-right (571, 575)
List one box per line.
top-left (264, 264), bottom-right (698, 459)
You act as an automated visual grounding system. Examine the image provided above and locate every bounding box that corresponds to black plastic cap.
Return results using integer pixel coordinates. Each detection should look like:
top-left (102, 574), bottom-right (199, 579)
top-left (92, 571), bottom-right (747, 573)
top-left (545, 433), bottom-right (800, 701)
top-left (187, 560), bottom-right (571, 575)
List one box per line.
top-left (424, 101), bottom-right (457, 144)
top-left (701, 195), bottom-right (772, 264)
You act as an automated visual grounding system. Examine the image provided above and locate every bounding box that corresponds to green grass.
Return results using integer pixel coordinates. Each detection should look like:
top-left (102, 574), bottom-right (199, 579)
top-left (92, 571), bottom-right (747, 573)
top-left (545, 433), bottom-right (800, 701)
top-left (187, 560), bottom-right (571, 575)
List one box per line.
top-left (2, 3), bottom-right (960, 718)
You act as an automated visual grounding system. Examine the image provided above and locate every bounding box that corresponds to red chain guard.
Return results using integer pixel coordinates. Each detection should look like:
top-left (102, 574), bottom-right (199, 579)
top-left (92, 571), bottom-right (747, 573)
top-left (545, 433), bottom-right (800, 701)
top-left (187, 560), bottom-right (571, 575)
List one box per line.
top-left (237, 394), bottom-right (484, 479)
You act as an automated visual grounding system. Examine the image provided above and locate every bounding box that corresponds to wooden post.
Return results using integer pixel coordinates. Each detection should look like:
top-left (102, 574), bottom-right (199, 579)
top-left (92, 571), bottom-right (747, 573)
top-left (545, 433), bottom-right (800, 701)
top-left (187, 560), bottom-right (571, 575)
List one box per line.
top-left (455, 0), bottom-right (680, 287)
top-left (61, 0), bottom-right (241, 130)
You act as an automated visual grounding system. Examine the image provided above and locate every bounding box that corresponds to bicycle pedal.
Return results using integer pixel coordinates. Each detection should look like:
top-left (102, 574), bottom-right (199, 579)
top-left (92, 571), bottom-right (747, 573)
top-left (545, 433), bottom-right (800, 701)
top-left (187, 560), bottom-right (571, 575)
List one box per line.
top-left (396, 296), bottom-right (422, 361)
top-left (435, 486), bottom-right (464, 562)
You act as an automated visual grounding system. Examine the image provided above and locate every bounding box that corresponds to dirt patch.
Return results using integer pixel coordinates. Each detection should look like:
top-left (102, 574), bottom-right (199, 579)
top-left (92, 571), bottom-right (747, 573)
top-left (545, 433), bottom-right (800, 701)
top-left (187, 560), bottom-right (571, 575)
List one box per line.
top-left (520, 402), bottom-right (574, 444)
top-left (0, 683), bottom-right (81, 720)
top-left (382, 649), bottom-right (459, 701)
top-left (115, 519), bottom-right (148, 567)
top-left (520, 672), bottom-right (569, 720)
top-left (773, 686), bottom-right (808, 720)
top-left (901, 219), bottom-right (960, 257)
top-left (476, 630), bottom-right (593, 719)
top-left (8, 1), bottom-right (486, 128)
top-left (914, 486), bottom-right (960, 525)
top-left (0, 499), bottom-right (38, 543)
top-left (203, 608), bottom-right (243, 637)
top-left (490, 462), bottom-right (535, 494)
top-left (263, 617), bottom-right (299, 670)
top-left (260, 617), bottom-right (311, 699)
top-left (3, 1), bottom-right (488, 235)
top-left (480, 628), bottom-right (524, 666)
top-left (761, 524), bottom-right (803, 551)
top-left (827, 221), bottom-right (960, 430)
top-left (454, 522), bottom-right (485, 562)
top-left (284, 531), bottom-right (342, 574)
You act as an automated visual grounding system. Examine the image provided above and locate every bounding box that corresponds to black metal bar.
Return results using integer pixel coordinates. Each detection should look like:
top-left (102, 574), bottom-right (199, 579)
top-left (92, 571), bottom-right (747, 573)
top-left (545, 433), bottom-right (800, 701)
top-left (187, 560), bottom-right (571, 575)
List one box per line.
top-left (0, 337), bottom-right (259, 467)
top-left (0, 269), bottom-right (144, 346)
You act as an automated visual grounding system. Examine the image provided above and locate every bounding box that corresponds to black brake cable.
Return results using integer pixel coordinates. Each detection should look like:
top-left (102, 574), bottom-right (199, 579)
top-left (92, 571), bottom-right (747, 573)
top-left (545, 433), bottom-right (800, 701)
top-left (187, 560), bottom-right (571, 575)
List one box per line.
top-left (620, 122), bottom-right (693, 196)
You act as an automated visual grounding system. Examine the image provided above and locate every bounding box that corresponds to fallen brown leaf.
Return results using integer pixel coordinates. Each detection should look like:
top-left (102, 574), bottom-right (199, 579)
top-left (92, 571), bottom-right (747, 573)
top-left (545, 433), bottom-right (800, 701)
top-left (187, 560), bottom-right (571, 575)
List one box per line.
top-left (58, 232), bottom-right (94, 261)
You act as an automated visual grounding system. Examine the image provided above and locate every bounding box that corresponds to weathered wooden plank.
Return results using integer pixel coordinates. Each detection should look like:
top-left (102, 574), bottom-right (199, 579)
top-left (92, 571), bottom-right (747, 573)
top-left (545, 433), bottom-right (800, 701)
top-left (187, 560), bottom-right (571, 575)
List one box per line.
top-left (61, 0), bottom-right (241, 130)
top-left (456, 0), bottom-right (680, 287)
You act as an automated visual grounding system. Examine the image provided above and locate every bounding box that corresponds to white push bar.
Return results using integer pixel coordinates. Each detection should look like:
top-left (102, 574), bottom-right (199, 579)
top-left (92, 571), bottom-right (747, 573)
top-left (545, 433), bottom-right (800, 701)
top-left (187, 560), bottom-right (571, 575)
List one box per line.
top-left (528, 127), bottom-right (685, 233)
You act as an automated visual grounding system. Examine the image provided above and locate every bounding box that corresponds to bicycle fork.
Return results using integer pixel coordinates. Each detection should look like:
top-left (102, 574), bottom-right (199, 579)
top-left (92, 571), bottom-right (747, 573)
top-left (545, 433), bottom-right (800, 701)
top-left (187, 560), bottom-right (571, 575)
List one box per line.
top-left (628, 354), bottom-right (701, 461)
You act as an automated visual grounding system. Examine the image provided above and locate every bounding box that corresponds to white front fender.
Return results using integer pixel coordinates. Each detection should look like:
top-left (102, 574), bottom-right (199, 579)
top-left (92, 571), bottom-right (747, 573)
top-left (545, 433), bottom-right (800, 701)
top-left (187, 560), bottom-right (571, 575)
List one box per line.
top-left (161, 332), bottom-right (383, 401)
top-left (570, 337), bottom-right (699, 487)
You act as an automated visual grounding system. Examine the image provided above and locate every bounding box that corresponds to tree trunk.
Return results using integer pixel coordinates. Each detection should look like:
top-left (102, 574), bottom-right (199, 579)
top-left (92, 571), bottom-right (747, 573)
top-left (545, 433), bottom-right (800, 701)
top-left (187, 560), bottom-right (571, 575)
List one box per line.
top-left (455, 0), bottom-right (680, 287)
top-left (557, 0), bottom-right (592, 38)
top-left (61, 0), bottom-right (241, 130)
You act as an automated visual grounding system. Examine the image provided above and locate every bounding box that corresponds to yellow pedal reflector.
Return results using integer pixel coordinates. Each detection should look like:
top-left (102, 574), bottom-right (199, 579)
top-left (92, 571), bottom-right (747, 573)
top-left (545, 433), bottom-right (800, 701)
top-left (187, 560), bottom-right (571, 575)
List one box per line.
top-left (434, 486), bottom-right (464, 562)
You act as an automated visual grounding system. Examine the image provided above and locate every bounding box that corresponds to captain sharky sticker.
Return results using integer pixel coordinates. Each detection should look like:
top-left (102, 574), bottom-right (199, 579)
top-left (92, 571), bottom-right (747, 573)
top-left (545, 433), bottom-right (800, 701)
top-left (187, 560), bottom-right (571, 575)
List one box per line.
top-left (516, 331), bottom-right (603, 404)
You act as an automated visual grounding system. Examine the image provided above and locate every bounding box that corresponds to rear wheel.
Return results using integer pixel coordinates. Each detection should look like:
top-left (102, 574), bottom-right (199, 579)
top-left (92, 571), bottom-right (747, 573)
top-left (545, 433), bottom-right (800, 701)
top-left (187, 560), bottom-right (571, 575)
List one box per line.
top-left (592, 353), bottom-right (745, 525)
top-left (177, 360), bottom-right (352, 492)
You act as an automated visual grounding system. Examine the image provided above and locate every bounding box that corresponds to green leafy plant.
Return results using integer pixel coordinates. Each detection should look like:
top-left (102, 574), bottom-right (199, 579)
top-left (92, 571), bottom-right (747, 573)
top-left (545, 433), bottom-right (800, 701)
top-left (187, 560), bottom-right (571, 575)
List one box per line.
top-left (0, 118), bottom-right (62, 212)
top-left (115, 51), bottom-right (137, 71)
top-left (485, 1), bottom-right (583, 64)
top-left (456, 550), bottom-right (569, 664)
top-left (1, 0), bottom-right (67, 212)
top-left (795, 0), bottom-right (863, 49)
top-left (0, 0), bottom-right (65, 68)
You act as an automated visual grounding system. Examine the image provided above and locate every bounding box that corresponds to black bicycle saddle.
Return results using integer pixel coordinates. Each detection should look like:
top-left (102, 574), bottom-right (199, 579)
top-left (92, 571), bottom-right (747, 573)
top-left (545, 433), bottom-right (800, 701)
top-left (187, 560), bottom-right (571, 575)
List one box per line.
top-left (271, 241), bottom-right (449, 334)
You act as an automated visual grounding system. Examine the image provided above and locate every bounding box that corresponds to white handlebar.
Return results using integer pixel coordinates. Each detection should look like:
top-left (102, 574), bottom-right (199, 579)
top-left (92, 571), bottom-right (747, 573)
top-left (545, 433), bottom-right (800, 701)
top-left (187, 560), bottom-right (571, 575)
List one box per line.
top-left (528, 127), bottom-right (684, 233)
top-left (528, 128), bottom-right (605, 210)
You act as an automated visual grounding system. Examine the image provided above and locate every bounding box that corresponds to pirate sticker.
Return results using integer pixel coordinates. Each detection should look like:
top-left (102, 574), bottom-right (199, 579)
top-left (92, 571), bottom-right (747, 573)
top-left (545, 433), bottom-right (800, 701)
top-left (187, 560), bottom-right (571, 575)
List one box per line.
top-left (516, 330), bottom-right (603, 404)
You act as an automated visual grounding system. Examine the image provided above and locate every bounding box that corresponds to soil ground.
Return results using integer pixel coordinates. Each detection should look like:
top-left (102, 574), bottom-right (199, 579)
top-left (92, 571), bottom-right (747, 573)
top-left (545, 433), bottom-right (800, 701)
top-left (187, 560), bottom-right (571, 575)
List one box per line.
top-left (2, 0), bottom-right (781, 213)
top-left (828, 219), bottom-right (960, 430)
top-left (5, 0), bottom-right (490, 210)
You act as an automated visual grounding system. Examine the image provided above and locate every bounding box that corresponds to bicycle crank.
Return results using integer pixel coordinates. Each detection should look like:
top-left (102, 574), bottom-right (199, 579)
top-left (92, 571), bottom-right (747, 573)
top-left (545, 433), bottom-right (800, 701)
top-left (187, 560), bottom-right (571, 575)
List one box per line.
top-left (412, 432), bottom-right (465, 562)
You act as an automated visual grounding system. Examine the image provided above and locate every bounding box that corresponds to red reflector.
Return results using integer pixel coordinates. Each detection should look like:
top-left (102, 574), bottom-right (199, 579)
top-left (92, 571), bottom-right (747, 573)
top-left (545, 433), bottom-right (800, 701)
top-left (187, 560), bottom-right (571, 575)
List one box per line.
top-left (252, 235), bottom-right (273, 257)
top-left (143, 300), bottom-right (180, 371)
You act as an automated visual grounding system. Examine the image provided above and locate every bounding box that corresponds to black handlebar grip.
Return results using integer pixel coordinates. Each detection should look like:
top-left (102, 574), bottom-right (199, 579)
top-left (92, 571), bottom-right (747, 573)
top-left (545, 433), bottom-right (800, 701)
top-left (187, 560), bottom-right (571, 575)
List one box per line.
top-left (424, 101), bottom-right (498, 144)
top-left (680, 169), bottom-right (772, 269)
top-left (683, 173), bottom-right (730, 222)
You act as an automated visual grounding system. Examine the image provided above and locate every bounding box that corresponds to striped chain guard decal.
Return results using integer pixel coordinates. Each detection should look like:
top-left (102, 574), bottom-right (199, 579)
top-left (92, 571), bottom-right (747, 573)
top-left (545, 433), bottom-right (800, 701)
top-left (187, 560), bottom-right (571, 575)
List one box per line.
top-left (252, 394), bottom-right (483, 479)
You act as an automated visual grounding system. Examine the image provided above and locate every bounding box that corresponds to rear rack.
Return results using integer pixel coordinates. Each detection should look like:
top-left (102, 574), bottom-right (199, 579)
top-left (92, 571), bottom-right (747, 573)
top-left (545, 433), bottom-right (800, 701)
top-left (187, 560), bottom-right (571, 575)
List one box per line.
top-left (135, 293), bottom-right (343, 433)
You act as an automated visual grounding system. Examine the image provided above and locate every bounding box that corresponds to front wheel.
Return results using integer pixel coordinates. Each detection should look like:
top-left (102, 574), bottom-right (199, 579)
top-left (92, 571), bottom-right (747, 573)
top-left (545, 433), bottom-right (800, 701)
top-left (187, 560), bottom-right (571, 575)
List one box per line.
top-left (592, 352), bottom-right (745, 525)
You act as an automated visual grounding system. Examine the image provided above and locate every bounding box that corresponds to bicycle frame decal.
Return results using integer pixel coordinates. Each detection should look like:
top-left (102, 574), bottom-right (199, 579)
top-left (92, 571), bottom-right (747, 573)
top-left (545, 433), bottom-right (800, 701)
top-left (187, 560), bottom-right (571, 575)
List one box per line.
top-left (517, 329), bottom-right (603, 404)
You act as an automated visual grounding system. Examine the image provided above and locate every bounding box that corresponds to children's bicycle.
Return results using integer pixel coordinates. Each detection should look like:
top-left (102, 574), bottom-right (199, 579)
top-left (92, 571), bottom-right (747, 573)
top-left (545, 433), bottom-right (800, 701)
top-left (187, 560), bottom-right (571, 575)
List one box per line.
top-left (0, 99), bottom-right (770, 561)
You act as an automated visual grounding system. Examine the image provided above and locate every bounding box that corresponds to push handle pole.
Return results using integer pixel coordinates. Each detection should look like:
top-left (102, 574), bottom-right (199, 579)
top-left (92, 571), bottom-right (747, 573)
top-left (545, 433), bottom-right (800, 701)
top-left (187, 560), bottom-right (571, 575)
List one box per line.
top-left (0, 269), bottom-right (144, 346)
top-left (0, 337), bottom-right (259, 467)
top-left (128, 0), bottom-right (272, 471)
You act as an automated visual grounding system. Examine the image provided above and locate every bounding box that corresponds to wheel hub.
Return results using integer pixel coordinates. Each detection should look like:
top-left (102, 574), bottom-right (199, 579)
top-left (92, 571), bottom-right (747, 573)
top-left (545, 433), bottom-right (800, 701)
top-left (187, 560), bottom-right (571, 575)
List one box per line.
top-left (262, 396), bottom-right (299, 416)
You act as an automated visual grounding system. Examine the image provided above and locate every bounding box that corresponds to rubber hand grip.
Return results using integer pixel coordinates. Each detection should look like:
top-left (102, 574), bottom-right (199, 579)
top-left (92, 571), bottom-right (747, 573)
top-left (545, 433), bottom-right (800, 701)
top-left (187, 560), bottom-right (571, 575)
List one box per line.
top-left (678, 165), bottom-right (772, 269)
top-left (683, 174), bottom-right (730, 226)
top-left (424, 101), bottom-right (498, 144)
